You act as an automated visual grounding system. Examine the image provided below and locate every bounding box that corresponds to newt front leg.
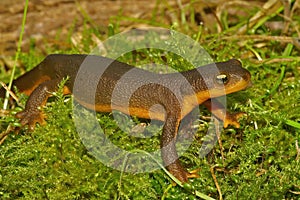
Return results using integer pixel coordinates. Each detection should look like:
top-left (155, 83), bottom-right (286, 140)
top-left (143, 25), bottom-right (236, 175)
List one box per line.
top-left (16, 79), bottom-right (61, 131)
top-left (161, 113), bottom-right (200, 182)
top-left (161, 114), bottom-right (187, 182)
top-left (203, 99), bottom-right (246, 128)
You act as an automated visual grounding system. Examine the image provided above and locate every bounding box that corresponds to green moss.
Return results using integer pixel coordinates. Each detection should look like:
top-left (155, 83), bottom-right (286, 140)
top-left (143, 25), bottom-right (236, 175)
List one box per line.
top-left (1, 1), bottom-right (300, 199)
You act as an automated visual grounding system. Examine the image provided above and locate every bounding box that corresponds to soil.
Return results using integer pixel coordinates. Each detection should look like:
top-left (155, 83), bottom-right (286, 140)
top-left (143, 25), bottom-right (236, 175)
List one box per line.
top-left (1, 0), bottom-right (261, 58)
top-left (0, 0), bottom-right (183, 57)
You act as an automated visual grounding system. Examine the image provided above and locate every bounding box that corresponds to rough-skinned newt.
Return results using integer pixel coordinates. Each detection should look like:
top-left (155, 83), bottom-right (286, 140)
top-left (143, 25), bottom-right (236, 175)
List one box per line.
top-left (0, 54), bottom-right (251, 183)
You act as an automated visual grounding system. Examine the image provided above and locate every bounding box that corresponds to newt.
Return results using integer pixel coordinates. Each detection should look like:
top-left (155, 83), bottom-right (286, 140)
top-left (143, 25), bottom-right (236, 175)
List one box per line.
top-left (0, 54), bottom-right (251, 182)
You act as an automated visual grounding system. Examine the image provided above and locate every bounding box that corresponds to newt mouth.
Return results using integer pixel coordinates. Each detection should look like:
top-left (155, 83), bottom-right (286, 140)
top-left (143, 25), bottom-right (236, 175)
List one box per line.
top-left (227, 79), bottom-right (252, 94)
top-left (208, 78), bottom-right (251, 98)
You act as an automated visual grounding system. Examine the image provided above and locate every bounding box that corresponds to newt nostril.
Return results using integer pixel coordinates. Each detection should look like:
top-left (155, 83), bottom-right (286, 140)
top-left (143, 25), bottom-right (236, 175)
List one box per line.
top-left (242, 71), bottom-right (251, 81)
top-left (246, 81), bottom-right (253, 88)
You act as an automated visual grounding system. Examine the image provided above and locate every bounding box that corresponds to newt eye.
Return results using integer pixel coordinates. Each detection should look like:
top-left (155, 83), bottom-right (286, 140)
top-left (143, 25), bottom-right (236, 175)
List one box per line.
top-left (216, 74), bottom-right (228, 85)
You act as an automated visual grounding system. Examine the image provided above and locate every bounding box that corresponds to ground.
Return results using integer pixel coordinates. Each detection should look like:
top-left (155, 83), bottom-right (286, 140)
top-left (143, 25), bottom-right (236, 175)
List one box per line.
top-left (0, 0), bottom-right (186, 56)
top-left (0, 0), bottom-right (299, 199)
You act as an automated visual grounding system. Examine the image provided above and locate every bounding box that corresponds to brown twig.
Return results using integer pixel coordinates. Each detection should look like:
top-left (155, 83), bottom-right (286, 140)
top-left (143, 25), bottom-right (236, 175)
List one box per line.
top-left (237, 0), bottom-right (283, 34)
top-left (213, 116), bottom-right (225, 164)
top-left (216, 1), bottom-right (258, 32)
top-left (287, 0), bottom-right (300, 36)
top-left (296, 140), bottom-right (299, 161)
top-left (210, 166), bottom-right (223, 200)
top-left (249, 57), bottom-right (300, 65)
top-left (221, 34), bottom-right (297, 43)
top-left (0, 124), bottom-right (16, 145)
top-left (0, 81), bottom-right (19, 102)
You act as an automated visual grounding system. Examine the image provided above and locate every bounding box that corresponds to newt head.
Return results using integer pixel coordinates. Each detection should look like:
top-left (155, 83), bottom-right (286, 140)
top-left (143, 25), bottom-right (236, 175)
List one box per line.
top-left (205, 59), bottom-right (251, 97)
